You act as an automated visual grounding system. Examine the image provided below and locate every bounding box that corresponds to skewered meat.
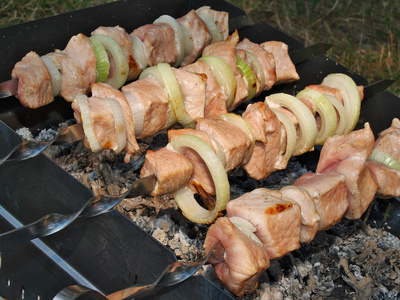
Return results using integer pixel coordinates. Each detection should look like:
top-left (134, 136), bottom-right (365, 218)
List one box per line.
top-left (260, 41), bottom-right (299, 84)
top-left (11, 51), bottom-right (53, 108)
top-left (226, 188), bottom-right (302, 259)
top-left (241, 102), bottom-right (284, 179)
top-left (204, 217), bottom-right (270, 297)
top-left (121, 77), bottom-right (170, 139)
top-left (140, 147), bottom-right (193, 196)
top-left (90, 82), bottom-right (139, 162)
top-left (280, 186), bottom-right (320, 243)
top-left (293, 172), bottom-right (348, 231)
top-left (316, 123), bottom-right (377, 219)
top-left (202, 31), bottom-right (249, 110)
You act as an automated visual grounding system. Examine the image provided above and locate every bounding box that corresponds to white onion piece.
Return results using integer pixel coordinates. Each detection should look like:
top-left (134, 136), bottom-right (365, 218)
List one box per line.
top-left (41, 55), bottom-right (61, 96)
top-left (368, 149), bottom-right (400, 171)
top-left (245, 50), bottom-right (265, 90)
top-left (89, 35), bottom-right (110, 83)
top-left (139, 66), bottom-right (178, 128)
top-left (75, 94), bottom-right (102, 153)
top-left (168, 134), bottom-right (230, 224)
top-left (195, 10), bottom-right (223, 43)
top-left (229, 216), bottom-right (263, 247)
top-left (131, 35), bottom-right (148, 71)
top-left (236, 55), bottom-right (257, 102)
top-left (219, 113), bottom-right (255, 165)
top-left (158, 63), bottom-right (195, 128)
top-left (102, 98), bottom-right (127, 153)
top-left (271, 108), bottom-right (297, 168)
top-left (90, 34), bottom-right (129, 89)
top-left (154, 15), bottom-right (185, 67)
top-left (265, 93), bottom-right (318, 156)
top-left (296, 88), bottom-right (337, 145)
top-left (325, 94), bottom-right (347, 135)
top-left (199, 56), bottom-right (237, 109)
top-left (322, 73), bottom-right (360, 134)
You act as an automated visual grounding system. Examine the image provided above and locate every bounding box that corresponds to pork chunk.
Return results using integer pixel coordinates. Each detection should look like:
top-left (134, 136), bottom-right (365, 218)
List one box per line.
top-left (196, 118), bottom-right (252, 172)
top-left (280, 186), bottom-right (320, 243)
top-left (366, 161), bottom-right (400, 197)
top-left (226, 188), bottom-right (301, 259)
top-left (182, 60), bottom-right (227, 119)
top-left (177, 10), bottom-right (212, 66)
top-left (11, 51), bottom-right (53, 108)
top-left (121, 77), bottom-right (169, 139)
top-left (294, 172), bottom-right (348, 230)
top-left (242, 102), bottom-right (283, 179)
top-left (316, 123), bottom-right (377, 219)
top-left (131, 23), bottom-right (177, 66)
top-left (90, 82), bottom-right (139, 162)
top-left (140, 148), bottom-right (193, 196)
top-left (204, 217), bottom-right (270, 297)
top-left (260, 41), bottom-right (299, 84)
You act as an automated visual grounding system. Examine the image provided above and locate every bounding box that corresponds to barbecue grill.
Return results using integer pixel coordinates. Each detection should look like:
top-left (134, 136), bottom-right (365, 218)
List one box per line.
top-left (0, 0), bottom-right (399, 299)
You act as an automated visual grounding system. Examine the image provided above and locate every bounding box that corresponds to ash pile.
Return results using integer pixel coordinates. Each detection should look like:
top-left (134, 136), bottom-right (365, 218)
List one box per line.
top-left (40, 129), bottom-right (400, 300)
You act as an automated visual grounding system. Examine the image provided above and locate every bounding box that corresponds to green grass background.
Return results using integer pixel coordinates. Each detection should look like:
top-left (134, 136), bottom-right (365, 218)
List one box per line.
top-left (1, 0), bottom-right (398, 97)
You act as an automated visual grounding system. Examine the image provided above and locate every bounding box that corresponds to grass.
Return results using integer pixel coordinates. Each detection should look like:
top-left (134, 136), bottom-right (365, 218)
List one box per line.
top-left (1, 0), bottom-right (398, 96)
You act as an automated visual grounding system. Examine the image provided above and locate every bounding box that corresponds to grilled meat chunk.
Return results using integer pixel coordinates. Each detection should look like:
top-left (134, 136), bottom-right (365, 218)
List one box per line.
top-left (316, 123), bottom-right (377, 219)
top-left (237, 38), bottom-right (277, 91)
top-left (242, 102), bottom-right (284, 179)
top-left (140, 147), bottom-right (193, 196)
top-left (204, 217), bottom-right (270, 297)
top-left (196, 118), bottom-right (252, 172)
top-left (293, 172), bottom-right (348, 231)
top-left (11, 51), bottom-right (53, 108)
top-left (177, 10), bottom-right (212, 66)
top-left (121, 77), bottom-right (169, 139)
top-left (131, 23), bottom-right (177, 66)
top-left (90, 82), bottom-right (139, 162)
top-left (280, 186), bottom-right (320, 243)
top-left (226, 188), bottom-right (301, 259)
top-left (260, 41), bottom-right (299, 84)
top-left (182, 60), bottom-right (227, 119)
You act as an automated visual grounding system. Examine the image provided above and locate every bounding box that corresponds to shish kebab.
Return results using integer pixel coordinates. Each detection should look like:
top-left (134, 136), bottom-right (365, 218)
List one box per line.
top-left (6, 7), bottom-right (272, 108)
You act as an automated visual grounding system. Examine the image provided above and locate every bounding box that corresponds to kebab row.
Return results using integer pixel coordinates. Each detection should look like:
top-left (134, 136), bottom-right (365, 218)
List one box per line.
top-left (139, 117), bottom-right (400, 297)
top-left (71, 30), bottom-right (301, 163)
top-left (10, 6), bottom-right (232, 109)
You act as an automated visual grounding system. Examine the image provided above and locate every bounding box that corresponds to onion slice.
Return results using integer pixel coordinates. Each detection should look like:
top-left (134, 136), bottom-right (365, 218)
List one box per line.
top-left (245, 50), bottom-right (265, 90)
top-left (229, 216), bottom-right (263, 247)
top-left (265, 93), bottom-right (318, 156)
top-left (158, 63), bottom-right (195, 128)
top-left (102, 98), bottom-right (127, 153)
top-left (90, 34), bottom-right (129, 89)
top-left (199, 56), bottom-right (237, 109)
top-left (139, 66), bottom-right (178, 128)
top-left (322, 73), bottom-right (360, 134)
top-left (154, 15), bottom-right (185, 67)
top-left (236, 55), bottom-right (257, 102)
top-left (41, 55), bottom-right (62, 96)
top-left (131, 35), bottom-right (148, 72)
top-left (296, 88), bottom-right (337, 145)
top-left (219, 113), bottom-right (255, 165)
top-left (325, 94), bottom-right (347, 135)
top-left (368, 149), bottom-right (400, 171)
top-left (89, 35), bottom-right (110, 83)
top-left (75, 94), bottom-right (102, 153)
top-left (271, 108), bottom-right (296, 168)
top-left (168, 134), bottom-right (230, 224)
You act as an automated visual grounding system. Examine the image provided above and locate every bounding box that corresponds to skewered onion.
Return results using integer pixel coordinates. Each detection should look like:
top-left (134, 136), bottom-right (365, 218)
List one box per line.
top-left (40, 55), bottom-right (62, 96)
